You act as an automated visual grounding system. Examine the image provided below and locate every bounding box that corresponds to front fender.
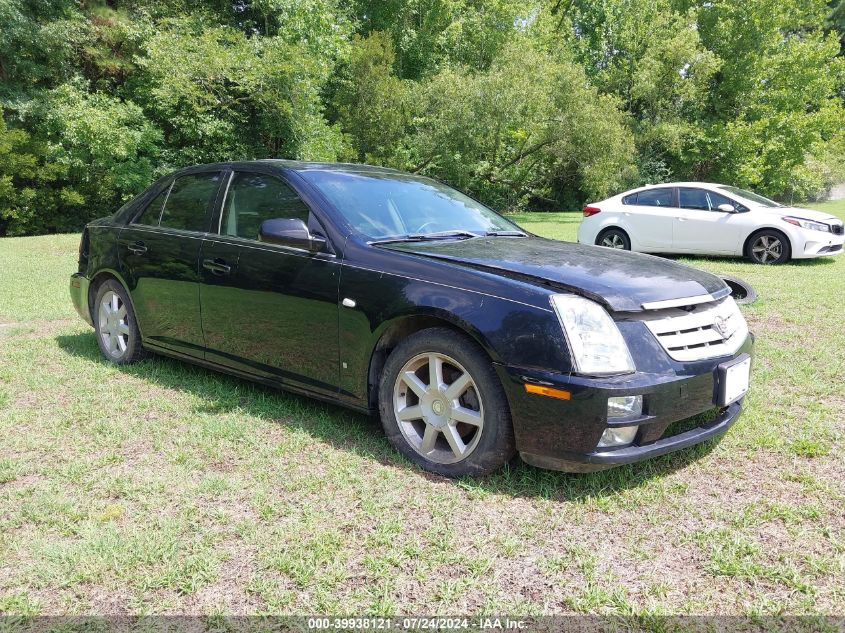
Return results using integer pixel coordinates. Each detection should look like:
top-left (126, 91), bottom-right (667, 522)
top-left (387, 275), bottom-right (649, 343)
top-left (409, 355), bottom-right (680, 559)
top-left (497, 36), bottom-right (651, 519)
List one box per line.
top-left (338, 263), bottom-right (571, 405)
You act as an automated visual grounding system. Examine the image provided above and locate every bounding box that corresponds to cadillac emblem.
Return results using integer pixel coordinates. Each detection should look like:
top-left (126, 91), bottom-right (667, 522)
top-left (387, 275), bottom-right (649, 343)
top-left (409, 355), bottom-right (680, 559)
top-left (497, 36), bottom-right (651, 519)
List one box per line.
top-left (713, 315), bottom-right (730, 340)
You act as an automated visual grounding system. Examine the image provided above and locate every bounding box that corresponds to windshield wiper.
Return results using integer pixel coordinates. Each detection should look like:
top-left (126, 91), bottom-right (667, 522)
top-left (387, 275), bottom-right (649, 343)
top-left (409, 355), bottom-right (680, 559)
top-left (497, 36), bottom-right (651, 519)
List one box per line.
top-left (485, 230), bottom-right (528, 237)
top-left (370, 230), bottom-right (482, 245)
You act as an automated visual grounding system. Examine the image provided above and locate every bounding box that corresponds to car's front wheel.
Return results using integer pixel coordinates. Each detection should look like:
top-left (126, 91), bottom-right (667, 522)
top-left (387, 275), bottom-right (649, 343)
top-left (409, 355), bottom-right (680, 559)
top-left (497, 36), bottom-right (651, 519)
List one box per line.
top-left (93, 279), bottom-right (146, 364)
top-left (596, 228), bottom-right (631, 250)
top-left (746, 229), bottom-right (791, 264)
top-left (378, 328), bottom-right (515, 477)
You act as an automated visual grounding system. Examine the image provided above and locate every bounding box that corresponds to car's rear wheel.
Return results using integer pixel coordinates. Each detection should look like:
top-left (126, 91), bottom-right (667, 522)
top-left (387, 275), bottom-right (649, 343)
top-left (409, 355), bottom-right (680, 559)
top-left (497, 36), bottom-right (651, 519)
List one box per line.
top-left (378, 328), bottom-right (515, 477)
top-left (93, 280), bottom-right (146, 364)
top-left (596, 228), bottom-right (631, 250)
top-left (746, 229), bottom-right (790, 264)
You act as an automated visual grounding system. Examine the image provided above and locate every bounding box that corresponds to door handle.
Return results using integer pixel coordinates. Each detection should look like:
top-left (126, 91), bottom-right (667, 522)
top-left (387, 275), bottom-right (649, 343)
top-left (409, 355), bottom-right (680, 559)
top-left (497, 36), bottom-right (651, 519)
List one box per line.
top-left (202, 258), bottom-right (231, 275)
top-left (127, 241), bottom-right (147, 255)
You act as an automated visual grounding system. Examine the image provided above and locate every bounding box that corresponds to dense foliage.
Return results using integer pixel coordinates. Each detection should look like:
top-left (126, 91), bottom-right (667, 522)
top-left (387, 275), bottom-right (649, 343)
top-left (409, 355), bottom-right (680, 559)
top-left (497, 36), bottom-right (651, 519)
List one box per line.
top-left (1, 0), bottom-right (844, 235)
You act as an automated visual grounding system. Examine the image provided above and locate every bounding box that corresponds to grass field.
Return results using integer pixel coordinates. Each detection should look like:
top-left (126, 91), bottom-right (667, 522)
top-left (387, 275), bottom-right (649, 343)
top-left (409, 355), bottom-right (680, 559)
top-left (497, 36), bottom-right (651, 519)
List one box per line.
top-left (1, 203), bottom-right (844, 617)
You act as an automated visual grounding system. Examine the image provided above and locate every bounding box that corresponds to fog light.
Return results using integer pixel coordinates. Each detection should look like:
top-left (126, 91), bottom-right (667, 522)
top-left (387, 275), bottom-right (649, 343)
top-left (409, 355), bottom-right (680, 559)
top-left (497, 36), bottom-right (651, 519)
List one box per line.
top-left (597, 425), bottom-right (638, 448)
top-left (607, 395), bottom-right (643, 418)
top-left (598, 396), bottom-right (643, 448)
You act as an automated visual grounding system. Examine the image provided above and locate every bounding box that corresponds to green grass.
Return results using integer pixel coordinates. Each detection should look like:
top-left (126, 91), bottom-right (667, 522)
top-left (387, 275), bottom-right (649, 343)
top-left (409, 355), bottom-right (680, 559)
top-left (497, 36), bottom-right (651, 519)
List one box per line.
top-left (0, 202), bottom-right (844, 616)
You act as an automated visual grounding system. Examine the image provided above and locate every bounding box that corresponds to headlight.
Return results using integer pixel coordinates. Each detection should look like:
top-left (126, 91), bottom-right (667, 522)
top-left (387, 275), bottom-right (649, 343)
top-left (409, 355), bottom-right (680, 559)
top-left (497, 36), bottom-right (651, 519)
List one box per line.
top-left (783, 216), bottom-right (830, 233)
top-left (550, 295), bottom-right (635, 375)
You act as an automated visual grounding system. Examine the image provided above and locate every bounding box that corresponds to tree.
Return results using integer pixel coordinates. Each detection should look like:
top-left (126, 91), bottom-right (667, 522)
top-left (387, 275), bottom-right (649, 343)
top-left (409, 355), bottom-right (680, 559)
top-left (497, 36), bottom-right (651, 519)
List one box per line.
top-left (352, 0), bottom-right (532, 78)
top-left (333, 32), bottom-right (412, 162)
top-left (689, 0), bottom-right (845, 196)
top-left (404, 40), bottom-right (635, 209)
top-left (546, 0), bottom-right (719, 183)
top-left (133, 18), bottom-right (346, 166)
top-left (0, 117), bottom-right (67, 236)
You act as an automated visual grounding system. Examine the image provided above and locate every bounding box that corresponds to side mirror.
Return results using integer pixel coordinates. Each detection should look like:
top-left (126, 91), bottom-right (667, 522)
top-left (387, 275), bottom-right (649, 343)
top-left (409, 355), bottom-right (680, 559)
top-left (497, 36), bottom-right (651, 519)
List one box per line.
top-left (259, 218), bottom-right (326, 252)
top-left (717, 203), bottom-right (737, 213)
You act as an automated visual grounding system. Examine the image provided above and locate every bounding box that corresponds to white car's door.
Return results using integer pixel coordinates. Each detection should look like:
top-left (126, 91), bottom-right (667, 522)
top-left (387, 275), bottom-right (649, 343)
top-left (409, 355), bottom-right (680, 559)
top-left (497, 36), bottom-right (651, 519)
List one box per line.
top-left (672, 188), bottom-right (745, 254)
top-left (622, 187), bottom-right (675, 250)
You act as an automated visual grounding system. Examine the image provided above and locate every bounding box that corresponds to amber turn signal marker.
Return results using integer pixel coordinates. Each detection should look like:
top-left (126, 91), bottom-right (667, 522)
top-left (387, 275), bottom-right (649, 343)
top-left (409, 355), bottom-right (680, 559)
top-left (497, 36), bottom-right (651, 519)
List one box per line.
top-left (524, 384), bottom-right (571, 400)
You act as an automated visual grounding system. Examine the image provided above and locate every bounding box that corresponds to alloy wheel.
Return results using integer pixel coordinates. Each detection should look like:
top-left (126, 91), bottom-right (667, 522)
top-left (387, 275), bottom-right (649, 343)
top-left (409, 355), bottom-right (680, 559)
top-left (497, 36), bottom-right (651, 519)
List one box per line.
top-left (98, 290), bottom-right (130, 359)
top-left (601, 233), bottom-right (626, 249)
top-left (751, 235), bottom-right (782, 263)
top-left (393, 352), bottom-right (484, 464)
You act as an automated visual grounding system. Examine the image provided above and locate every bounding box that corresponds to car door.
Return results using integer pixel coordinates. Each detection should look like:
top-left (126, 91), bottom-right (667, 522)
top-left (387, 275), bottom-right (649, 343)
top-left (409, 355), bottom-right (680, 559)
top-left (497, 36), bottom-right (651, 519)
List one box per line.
top-left (118, 171), bottom-right (224, 357)
top-left (621, 187), bottom-right (676, 250)
top-left (198, 169), bottom-right (340, 397)
top-left (672, 188), bottom-right (745, 253)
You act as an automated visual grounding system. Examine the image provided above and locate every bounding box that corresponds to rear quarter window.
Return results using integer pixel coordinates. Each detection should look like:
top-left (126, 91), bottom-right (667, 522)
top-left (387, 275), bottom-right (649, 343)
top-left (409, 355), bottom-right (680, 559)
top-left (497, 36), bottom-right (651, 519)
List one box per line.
top-left (133, 186), bottom-right (170, 226)
top-left (160, 172), bottom-right (223, 232)
top-left (622, 193), bottom-right (637, 205)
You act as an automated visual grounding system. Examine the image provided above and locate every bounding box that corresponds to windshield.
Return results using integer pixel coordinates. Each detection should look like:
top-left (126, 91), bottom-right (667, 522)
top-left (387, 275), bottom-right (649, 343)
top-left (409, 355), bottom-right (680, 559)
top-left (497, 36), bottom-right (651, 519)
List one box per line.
top-left (717, 186), bottom-right (783, 208)
top-left (300, 170), bottom-right (522, 239)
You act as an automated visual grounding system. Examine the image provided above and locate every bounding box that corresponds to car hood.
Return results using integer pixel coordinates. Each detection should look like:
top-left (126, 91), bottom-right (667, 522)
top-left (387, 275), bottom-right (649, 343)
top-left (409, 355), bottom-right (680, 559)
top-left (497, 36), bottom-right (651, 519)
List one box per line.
top-left (382, 236), bottom-right (729, 312)
top-left (752, 205), bottom-right (839, 222)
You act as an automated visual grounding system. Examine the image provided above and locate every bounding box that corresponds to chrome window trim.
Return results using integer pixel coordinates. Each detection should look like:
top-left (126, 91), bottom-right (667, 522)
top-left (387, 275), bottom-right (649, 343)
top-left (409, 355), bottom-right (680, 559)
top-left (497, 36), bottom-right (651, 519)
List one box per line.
top-left (217, 170), bottom-right (235, 235)
top-left (119, 225), bottom-right (208, 241)
top-left (214, 234), bottom-right (338, 260)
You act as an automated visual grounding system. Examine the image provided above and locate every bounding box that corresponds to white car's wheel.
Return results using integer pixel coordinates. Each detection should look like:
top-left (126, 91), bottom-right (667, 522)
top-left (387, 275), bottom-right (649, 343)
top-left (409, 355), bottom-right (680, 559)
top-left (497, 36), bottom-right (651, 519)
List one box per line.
top-left (596, 228), bottom-right (631, 250)
top-left (745, 229), bottom-right (790, 264)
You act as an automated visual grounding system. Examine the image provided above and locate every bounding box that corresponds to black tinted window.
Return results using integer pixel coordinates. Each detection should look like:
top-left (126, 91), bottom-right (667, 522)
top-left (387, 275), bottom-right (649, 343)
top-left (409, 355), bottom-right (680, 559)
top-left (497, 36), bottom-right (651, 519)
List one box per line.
top-left (220, 172), bottom-right (310, 240)
top-left (707, 190), bottom-right (739, 211)
top-left (679, 188), bottom-right (738, 212)
top-left (636, 188), bottom-right (673, 207)
top-left (160, 173), bottom-right (221, 232)
top-left (134, 186), bottom-right (170, 226)
top-left (678, 188), bottom-right (710, 210)
top-left (622, 193), bottom-right (637, 205)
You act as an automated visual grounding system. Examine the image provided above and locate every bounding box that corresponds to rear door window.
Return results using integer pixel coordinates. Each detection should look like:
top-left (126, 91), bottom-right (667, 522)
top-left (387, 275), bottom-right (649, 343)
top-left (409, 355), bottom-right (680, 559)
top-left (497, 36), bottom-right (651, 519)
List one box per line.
top-left (678, 188), bottom-right (710, 211)
top-left (160, 172), bottom-right (223, 232)
top-left (635, 188), bottom-right (673, 207)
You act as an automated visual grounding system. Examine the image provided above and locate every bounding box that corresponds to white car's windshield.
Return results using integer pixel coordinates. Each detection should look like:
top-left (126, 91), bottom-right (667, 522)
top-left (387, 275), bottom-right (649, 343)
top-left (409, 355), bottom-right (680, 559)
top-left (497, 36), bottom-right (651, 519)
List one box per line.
top-left (718, 186), bottom-right (784, 208)
top-left (301, 171), bottom-right (523, 240)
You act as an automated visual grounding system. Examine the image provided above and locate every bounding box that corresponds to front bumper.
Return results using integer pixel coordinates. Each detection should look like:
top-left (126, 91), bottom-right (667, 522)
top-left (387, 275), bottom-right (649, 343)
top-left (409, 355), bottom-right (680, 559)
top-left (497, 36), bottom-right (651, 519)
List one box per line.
top-left (495, 334), bottom-right (754, 472)
top-left (793, 230), bottom-right (844, 259)
top-left (70, 273), bottom-right (93, 326)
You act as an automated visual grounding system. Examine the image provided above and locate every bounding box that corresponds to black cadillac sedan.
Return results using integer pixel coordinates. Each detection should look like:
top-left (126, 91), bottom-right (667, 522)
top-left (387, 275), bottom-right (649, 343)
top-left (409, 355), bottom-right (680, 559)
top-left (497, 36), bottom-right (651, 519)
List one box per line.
top-left (70, 160), bottom-right (754, 477)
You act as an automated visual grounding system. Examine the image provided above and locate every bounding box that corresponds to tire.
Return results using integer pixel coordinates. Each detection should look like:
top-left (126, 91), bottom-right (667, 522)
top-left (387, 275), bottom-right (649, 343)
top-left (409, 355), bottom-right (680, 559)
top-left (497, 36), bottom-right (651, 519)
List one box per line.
top-left (745, 229), bottom-right (791, 264)
top-left (719, 274), bottom-right (758, 305)
top-left (596, 228), bottom-right (631, 250)
top-left (378, 327), bottom-right (515, 477)
top-left (93, 279), bottom-right (146, 364)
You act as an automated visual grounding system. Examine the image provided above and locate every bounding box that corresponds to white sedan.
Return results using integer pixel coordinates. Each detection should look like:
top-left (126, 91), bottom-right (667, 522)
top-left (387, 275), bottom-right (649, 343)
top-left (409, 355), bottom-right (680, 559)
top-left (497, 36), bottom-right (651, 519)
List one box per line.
top-left (577, 182), bottom-right (844, 264)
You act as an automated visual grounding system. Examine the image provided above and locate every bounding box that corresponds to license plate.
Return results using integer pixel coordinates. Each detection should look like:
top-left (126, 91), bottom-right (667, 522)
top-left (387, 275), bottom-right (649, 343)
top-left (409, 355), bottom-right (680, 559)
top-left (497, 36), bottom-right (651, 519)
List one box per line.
top-left (717, 354), bottom-right (751, 405)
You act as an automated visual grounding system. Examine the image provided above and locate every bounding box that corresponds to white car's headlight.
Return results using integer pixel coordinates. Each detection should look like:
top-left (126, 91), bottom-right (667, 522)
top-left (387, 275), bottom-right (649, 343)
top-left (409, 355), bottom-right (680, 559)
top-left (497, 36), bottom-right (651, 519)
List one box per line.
top-left (783, 216), bottom-right (831, 233)
top-left (550, 295), bottom-right (635, 375)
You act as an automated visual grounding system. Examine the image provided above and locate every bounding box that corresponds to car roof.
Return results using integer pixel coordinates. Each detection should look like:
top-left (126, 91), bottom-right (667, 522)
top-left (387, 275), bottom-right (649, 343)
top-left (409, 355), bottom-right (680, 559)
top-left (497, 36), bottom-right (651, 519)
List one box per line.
top-left (175, 159), bottom-right (408, 177)
top-left (634, 182), bottom-right (727, 190)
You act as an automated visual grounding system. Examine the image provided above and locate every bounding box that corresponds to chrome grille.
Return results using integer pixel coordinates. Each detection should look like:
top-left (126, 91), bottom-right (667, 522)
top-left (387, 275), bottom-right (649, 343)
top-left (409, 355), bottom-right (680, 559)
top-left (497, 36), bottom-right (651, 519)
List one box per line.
top-left (638, 297), bottom-right (748, 362)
